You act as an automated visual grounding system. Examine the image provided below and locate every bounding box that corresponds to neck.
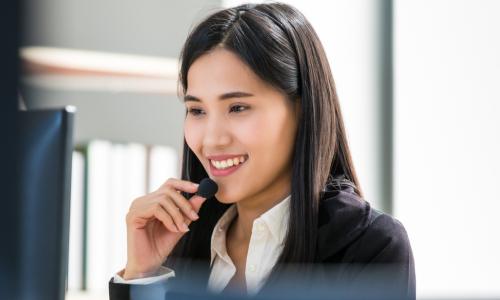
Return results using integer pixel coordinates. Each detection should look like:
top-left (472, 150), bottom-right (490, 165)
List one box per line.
top-left (231, 186), bottom-right (291, 242)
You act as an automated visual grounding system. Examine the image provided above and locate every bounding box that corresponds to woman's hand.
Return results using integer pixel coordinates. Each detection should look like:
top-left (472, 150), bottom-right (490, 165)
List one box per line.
top-left (122, 178), bottom-right (207, 280)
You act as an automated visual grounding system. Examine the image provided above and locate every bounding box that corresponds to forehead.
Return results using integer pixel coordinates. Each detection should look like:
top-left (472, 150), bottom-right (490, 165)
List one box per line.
top-left (186, 47), bottom-right (266, 96)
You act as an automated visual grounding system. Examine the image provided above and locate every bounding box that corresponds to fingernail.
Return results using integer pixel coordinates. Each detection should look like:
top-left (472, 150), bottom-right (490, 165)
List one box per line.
top-left (193, 183), bottom-right (199, 187)
top-left (181, 223), bottom-right (190, 232)
top-left (190, 210), bottom-right (199, 220)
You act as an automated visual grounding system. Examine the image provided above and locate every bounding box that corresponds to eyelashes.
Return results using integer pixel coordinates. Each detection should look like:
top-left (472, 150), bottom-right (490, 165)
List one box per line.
top-left (186, 105), bottom-right (249, 117)
top-left (230, 105), bottom-right (248, 113)
top-left (186, 108), bottom-right (203, 116)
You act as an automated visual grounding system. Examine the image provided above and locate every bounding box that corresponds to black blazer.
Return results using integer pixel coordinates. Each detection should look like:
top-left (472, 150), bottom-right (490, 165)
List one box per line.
top-left (109, 185), bottom-right (415, 300)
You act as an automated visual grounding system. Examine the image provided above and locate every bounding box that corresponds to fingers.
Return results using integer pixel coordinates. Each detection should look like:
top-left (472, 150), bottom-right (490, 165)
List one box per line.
top-left (165, 188), bottom-right (200, 221)
top-left (150, 204), bottom-right (179, 233)
top-left (157, 189), bottom-right (209, 229)
top-left (127, 178), bottom-right (208, 234)
top-left (160, 178), bottom-right (199, 194)
top-left (157, 197), bottom-right (190, 232)
top-left (189, 194), bottom-right (208, 213)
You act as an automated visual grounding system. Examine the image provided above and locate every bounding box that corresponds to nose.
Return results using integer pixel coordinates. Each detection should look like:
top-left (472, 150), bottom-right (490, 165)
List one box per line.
top-left (202, 113), bottom-right (232, 150)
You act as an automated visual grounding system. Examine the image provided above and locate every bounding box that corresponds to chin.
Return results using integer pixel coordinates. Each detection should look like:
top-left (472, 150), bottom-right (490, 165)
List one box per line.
top-left (214, 189), bottom-right (240, 205)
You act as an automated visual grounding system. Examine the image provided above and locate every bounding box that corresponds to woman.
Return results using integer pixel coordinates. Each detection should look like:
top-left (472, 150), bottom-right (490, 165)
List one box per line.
top-left (109, 2), bottom-right (415, 299)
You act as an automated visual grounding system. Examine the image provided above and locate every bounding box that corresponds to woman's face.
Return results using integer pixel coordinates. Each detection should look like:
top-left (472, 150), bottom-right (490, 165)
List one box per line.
top-left (184, 47), bottom-right (299, 205)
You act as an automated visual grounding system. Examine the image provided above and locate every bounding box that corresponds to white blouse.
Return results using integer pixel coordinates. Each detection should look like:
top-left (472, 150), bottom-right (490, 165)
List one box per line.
top-left (114, 194), bottom-right (291, 295)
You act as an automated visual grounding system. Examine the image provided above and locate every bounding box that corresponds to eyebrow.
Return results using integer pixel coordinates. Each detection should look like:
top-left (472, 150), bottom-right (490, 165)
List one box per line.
top-left (183, 91), bottom-right (254, 102)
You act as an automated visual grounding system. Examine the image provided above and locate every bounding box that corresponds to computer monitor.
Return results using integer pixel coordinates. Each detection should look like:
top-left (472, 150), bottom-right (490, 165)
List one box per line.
top-left (17, 106), bottom-right (75, 300)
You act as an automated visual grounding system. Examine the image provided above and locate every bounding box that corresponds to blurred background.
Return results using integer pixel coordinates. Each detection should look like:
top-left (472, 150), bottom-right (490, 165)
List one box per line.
top-left (9, 0), bottom-right (500, 299)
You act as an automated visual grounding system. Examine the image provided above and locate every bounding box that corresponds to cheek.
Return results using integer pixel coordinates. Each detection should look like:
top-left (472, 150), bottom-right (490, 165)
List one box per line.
top-left (184, 120), bottom-right (203, 153)
top-left (235, 116), bottom-right (265, 147)
top-left (239, 109), bottom-right (295, 166)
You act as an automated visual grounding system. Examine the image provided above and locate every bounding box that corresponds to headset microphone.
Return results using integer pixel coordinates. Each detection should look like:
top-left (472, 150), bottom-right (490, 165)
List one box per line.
top-left (195, 178), bottom-right (218, 198)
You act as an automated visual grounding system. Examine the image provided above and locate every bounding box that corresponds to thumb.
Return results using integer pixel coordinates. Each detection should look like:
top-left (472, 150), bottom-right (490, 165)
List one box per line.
top-left (189, 194), bottom-right (207, 213)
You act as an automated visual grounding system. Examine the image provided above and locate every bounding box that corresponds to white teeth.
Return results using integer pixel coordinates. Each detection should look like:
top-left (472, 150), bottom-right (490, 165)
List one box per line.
top-left (211, 156), bottom-right (247, 170)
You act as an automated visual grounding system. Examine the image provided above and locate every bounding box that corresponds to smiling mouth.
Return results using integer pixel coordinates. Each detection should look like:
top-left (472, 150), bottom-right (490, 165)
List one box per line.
top-left (209, 155), bottom-right (248, 170)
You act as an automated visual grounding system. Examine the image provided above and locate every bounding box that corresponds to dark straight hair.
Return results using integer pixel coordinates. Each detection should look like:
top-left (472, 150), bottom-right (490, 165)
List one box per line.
top-left (169, 1), bottom-right (363, 286)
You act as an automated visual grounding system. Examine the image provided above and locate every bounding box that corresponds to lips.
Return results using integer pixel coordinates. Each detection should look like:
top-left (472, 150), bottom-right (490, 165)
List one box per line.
top-left (208, 155), bottom-right (248, 177)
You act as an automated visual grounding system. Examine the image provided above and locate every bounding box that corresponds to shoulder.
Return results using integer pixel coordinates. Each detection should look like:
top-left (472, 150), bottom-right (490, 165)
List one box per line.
top-left (316, 184), bottom-right (416, 299)
top-left (317, 185), bottom-right (413, 264)
top-left (355, 209), bottom-right (413, 263)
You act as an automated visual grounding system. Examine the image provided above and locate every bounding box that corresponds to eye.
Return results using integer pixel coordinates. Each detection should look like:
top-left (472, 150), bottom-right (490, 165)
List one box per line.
top-left (186, 108), bottom-right (204, 116)
top-left (230, 105), bottom-right (249, 113)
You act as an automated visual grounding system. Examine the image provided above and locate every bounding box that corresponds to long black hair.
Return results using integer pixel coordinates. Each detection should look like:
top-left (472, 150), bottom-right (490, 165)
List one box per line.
top-left (168, 1), bottom-right (363, 287)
